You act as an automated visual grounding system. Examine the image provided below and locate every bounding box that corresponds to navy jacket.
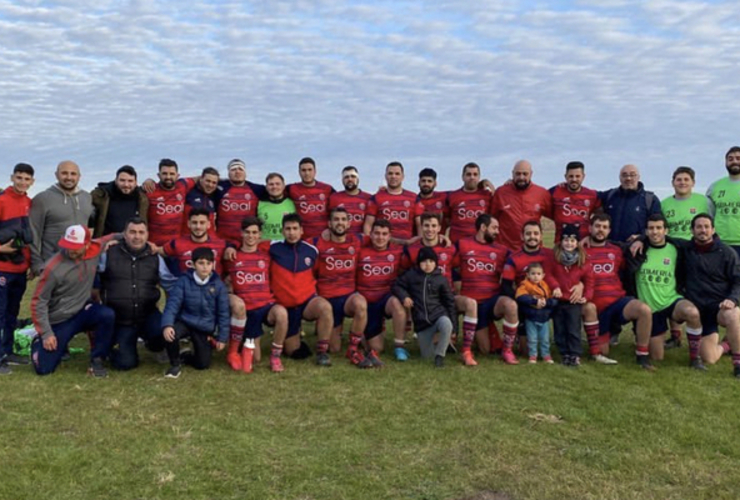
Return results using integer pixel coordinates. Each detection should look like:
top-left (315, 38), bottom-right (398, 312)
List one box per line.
top-left (393, 267), bottom-right (456, 332)
top-left (162, 270), bottom-right (230, 342)
top-left (599, 182), bottom-right (661, 242)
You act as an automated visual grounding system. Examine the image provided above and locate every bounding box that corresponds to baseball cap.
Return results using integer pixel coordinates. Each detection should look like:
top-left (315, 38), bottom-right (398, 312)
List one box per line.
top-left (58, 225), bottom-right (91, 251)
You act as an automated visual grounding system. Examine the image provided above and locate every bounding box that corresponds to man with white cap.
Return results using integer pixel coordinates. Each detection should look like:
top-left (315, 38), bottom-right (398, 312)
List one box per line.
top-left (30, 225), bottom-right (116, 377)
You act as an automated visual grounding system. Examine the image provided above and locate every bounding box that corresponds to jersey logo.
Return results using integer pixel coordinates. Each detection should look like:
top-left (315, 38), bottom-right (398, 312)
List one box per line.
top-left (490, 252), bottom-right (497, 260)
top-left (299, 195), bottom-right (307, 200)
top-left (403, 200), bottom-right (410, 208)
top-left (479, 200), bottom-right (486, 207)
top-left (304, 257), bottom-right (313, 266)
top-left (319, 193), bottom-right (326, 201)
top-left (348, 247), bottom-right (356, 255)
top-left (440, 253), bottom-right (448, 261)
top-left (503, 204), bottom-right (511, 210)
top-left (359, 203), bottom-right (366, 210)
top-left (156, 196), bottom-right (165, 201)
top-left (690, 208), bottom-right (696, 214)
top-left (436, 202), bottom-right (443, 209)
top-left (245, 193), bottom-right (252, 200)
top-left (663, 258), bottom-right (671, 265)
top-left (176, 194), bottom-right (183, 201)
top-left (608, 253), bottom-right (615, 260)
top-left (258, 260), bottom-right (266, 268)
top-left (584, 200), bottom-right (590, 207)
top-left (387, 254), bottom-right (395, 262)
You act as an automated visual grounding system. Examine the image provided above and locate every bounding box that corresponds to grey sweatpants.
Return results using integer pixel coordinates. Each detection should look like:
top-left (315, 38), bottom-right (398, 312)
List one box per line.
top-left (417, 316), bottom-right (453, 359)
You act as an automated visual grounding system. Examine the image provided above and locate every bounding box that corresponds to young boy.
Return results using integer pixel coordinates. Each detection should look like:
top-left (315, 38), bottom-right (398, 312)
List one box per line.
top-left (515, 262), bottom-right (558, 364)
top-left (393, 247), bottom-right (456, 367)
top-left (161, 247), bottom-right (230, 378)
top-left (0, 163), bottom-right (35, 375)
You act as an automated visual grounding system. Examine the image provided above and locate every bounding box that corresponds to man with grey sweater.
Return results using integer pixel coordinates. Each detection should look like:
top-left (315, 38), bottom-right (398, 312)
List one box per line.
top-left (29, 160), bottom-right (93, 275)
top-left (30, 225), bottom-right (115, 377)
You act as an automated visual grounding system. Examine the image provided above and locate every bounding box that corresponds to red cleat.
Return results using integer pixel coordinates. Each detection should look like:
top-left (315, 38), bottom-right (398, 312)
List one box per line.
top-left (269, 356), bottom-right (284, 373)
top-left (501, 349), bottom-right (519, 365)
top-left (461, 350), bottom-right (478, 366)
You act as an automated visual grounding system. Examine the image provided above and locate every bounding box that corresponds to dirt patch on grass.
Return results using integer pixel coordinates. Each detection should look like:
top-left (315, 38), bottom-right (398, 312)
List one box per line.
top-left (456, 491), bottom-right (513, 500)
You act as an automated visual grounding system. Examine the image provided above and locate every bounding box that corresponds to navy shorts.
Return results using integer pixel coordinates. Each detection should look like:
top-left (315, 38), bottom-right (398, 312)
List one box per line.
top-left (598, 296), bottom-right (634, 335)
top-left (650, 298), bottom-right (681, 337)
top-left (476, 295), bottom-right (503, 330)
top-left (286, 298), bottom-right (312, 338)
top-left (365, 294), bottom-right (392, 339)
top-left (244, 303), bottom-right (275, 339)
top-left (327, 293), bottom-right (354, 328)
top-left (697, 302), bottom-right (722, 337)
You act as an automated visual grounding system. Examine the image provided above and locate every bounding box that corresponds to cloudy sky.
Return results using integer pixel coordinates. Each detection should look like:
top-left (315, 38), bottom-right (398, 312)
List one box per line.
top-left (1, 0), bottom-right (738, 196)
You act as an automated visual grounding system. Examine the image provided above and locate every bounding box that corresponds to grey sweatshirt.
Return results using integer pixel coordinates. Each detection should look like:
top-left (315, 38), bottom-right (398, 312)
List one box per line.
top-left (29, 184), bottom-right (93, 273)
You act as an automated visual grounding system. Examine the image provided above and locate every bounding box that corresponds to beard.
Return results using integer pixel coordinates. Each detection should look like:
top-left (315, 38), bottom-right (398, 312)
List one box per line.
top-left (726, 164), bottom-right (740, 176)
top-left (514, 180), bottom-right (530, 190)
top-left (483, 232), bottom-right (495, 244)
top-left (419, 185), bottom-right (434, 195)
top-left (343, 181), bottom-right (357, 191)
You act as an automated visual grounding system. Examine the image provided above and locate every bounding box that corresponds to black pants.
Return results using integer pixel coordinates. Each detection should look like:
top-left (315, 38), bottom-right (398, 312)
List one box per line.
top-left (110, 311), bottom-right (165, 370)
top-left (553, 303), bottom-right (582, 357)
top-left (165, 321), bottom-right (213, 370)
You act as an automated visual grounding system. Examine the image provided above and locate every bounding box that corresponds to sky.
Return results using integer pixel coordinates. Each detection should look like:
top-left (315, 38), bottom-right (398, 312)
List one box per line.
top-left (1, 0), bottom-right (738, 197)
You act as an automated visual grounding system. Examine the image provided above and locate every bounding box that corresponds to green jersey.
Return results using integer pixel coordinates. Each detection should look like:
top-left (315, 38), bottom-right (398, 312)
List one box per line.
top-left (635, 243), bottom-right (682, 312)
top-left (257, 198), bottom-right (296, 241)
top-left (661, 193), bottom-right (709, 240)
top-left (707, 177), bottom-right (740, 245)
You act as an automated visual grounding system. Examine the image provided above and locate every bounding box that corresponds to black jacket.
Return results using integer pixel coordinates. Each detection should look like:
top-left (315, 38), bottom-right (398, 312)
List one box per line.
top-left (393, 267), bottom-right (456, 332)
top-left (671, 236), bottom-right (740, 308)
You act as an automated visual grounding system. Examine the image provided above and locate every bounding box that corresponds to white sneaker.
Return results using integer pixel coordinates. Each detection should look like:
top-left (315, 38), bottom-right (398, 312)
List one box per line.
top-left (593, 354), bottom-right (618, 365)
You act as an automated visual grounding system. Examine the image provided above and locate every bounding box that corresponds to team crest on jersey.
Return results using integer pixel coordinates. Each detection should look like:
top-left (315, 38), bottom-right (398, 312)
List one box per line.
top-left (608, 253), bottom-right (615, 260)
top-left (319, 193), bottom-right (326, 201)
top-left (348, 247), bottom-right (355, 255)
top-left (209, 287), bottom-right (216, 294)
top-left (304, 257), bottom-right (312, 266)
top-left (245, 193), bottom-right (252, 200)
top-left (584, 200), bottom-right (590, 207)
top-left (690, 208), bottom-right (696, 214)
top-left (663, 258), bottom-right (671, 265)
top-left (403, 200), bottom-right (410, 208)
top-left (258, 260), bottom-right (266, 268)
top-left (490, 252), bottom-right (497, 260)
top-left (0, 276), bottom-right (5, 287)
top-left (479, 200), bottom-right (486, 207)
top-left (440, 253), bottom-right (448, 261)
top-left (176, 194), bottom-right (183, 201)
top-left (534, 204), bottom-right (541, 211)
top-left (387, 254), bottom-right (395, 262)
top-left (436, 202), bottom-right (443, 209)
top-left (360, 203), bottom-right (366, 210)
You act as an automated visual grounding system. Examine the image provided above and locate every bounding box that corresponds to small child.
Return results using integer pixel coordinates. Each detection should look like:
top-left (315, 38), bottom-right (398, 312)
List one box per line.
top-left (161, 247), bottom-right (230, 378)
top-left (392, 247), bottom-right (456, 367)
top-left (515, 262), bottom-right (558, 364)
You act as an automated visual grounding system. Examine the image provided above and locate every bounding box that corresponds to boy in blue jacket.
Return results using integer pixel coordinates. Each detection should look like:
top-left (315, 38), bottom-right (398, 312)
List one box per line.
top-left (162, 247), bottom-right (230, 378)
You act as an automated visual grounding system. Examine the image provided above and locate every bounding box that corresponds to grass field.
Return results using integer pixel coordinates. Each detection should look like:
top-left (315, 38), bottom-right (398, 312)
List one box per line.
top-left (3, 230), bottom-right (740, 500)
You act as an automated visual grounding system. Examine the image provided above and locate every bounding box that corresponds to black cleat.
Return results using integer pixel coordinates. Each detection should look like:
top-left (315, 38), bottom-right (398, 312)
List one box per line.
top-left (88, 357), bottom-right (108, 378)
top-left (434, 355), bottom-right (445, 368)
top-left (315, 352), bottom-right (332, 367)
top-left (689, 358), bottom-right (707, 371)
top-left (636, 355), bottom-right (655, 372)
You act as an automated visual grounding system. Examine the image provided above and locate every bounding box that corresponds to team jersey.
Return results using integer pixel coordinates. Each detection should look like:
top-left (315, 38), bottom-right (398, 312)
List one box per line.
top-left (635, 243), bottom-right (682, 312)
top-left (145, 178), bottom-right (194, 246)
top-left (490, 182), bottom-right (552, 250)
top-left (456, 237), bottom-right (510, 300)
top-left (549, 183), bottom-right (600, 241)
top-left (257, 198), bottom-right (297, 241)
top-left (287, 181), bottom-right (335, 240)
top-left (0, 187), bottom-right (32, 273)
top-left (215, 181), bottom-right (267, 245)
top-left (163, 235), bottom-right (229, 277)
top-left (707, 177), bottom-right (740, 245)
top-left (182, 182), bottom-right (218, 236)
top-left (584, 242), bottom-right (627, 312)
top-left (659, 193), bottom-right (708, 241)
top-left (356, 244), bottom-right (404, 303)
top-left (328, 190), bottom-right (371, 234)
top-left (225, 242), bottom-right (274, 310)
top-left (367, 189), bottom-right (424, 240)
top-left (269, 239), bottom-right (318, 308)
top-left (419, 191), bottom-right (449, 233)
top-left (313, 234), bottom-right (364, 299)
top-left (402, 241), bottom-right (458, 286)
top-left (447, 188), bottom-right (493, 243)
top-left (502, 247), bottom-right (559, 289)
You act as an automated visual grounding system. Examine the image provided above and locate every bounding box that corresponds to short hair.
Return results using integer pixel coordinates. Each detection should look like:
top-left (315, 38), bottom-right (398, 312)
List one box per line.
top-left (299, 157), bottom-right (316, 168)
top-left (566, 161), bottom-right (584, 171)
top-left (462, 162), bottom-right (480, 174)
top-left (691, 213), bottom-right (713, 229)
top-left (372, 219), bottom-right (392, 231)
top-left (420, 212), bottom-right (441, 225)
top-left (522, 220), bottom-right (542, 233)
top-left (13, 162), bottom-right (34, 176)
top-left (527, 262), bottom-right (544, 272)
top-left (647, 213), bottom-right (667, 228)
top-left (116, 165), bottom-right (137, 179)
top-left (201, 166), bottom-right (219, 178)
top-left (475, 213), bottom-right (493, 231)
top-left (124, 217), bottom-right (147, 230)
top-left (188, 207), bottom-right (211, 219)
top-left (725, 146), bottom-right (740, 159)
top-left (282, 213), bottom-right (302, 228)
top-left (342, 165), bottom-right (358, 175)
top-left (329, 207), bottom-right (349, 219)
top-left (418, 167), bottom-right (437, 180)
top-left (266, 172), bottom-right (284, 183)
top-left (192, 247), bottom-right (215, 263)
top-left (159, 158), bottom-right (178, 171)
top-left (386, 161), bottom-right (404, 173)
top-left (672, 166), bottom-right (695, 181)
top-left (591, 212), bottom-right (612, 225)
top-left (241, 216), bottom-right (263, 231)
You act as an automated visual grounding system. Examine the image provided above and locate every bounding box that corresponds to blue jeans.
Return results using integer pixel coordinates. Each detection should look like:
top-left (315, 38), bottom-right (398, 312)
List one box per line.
top-left (110, 311), bottom-right (165, 370)
top-left (525, 320), bottom-right (551, 358)
top-left (0, 271), bottom-right (27, 358)
top-left (31, 303), bottom-right (115, 375)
